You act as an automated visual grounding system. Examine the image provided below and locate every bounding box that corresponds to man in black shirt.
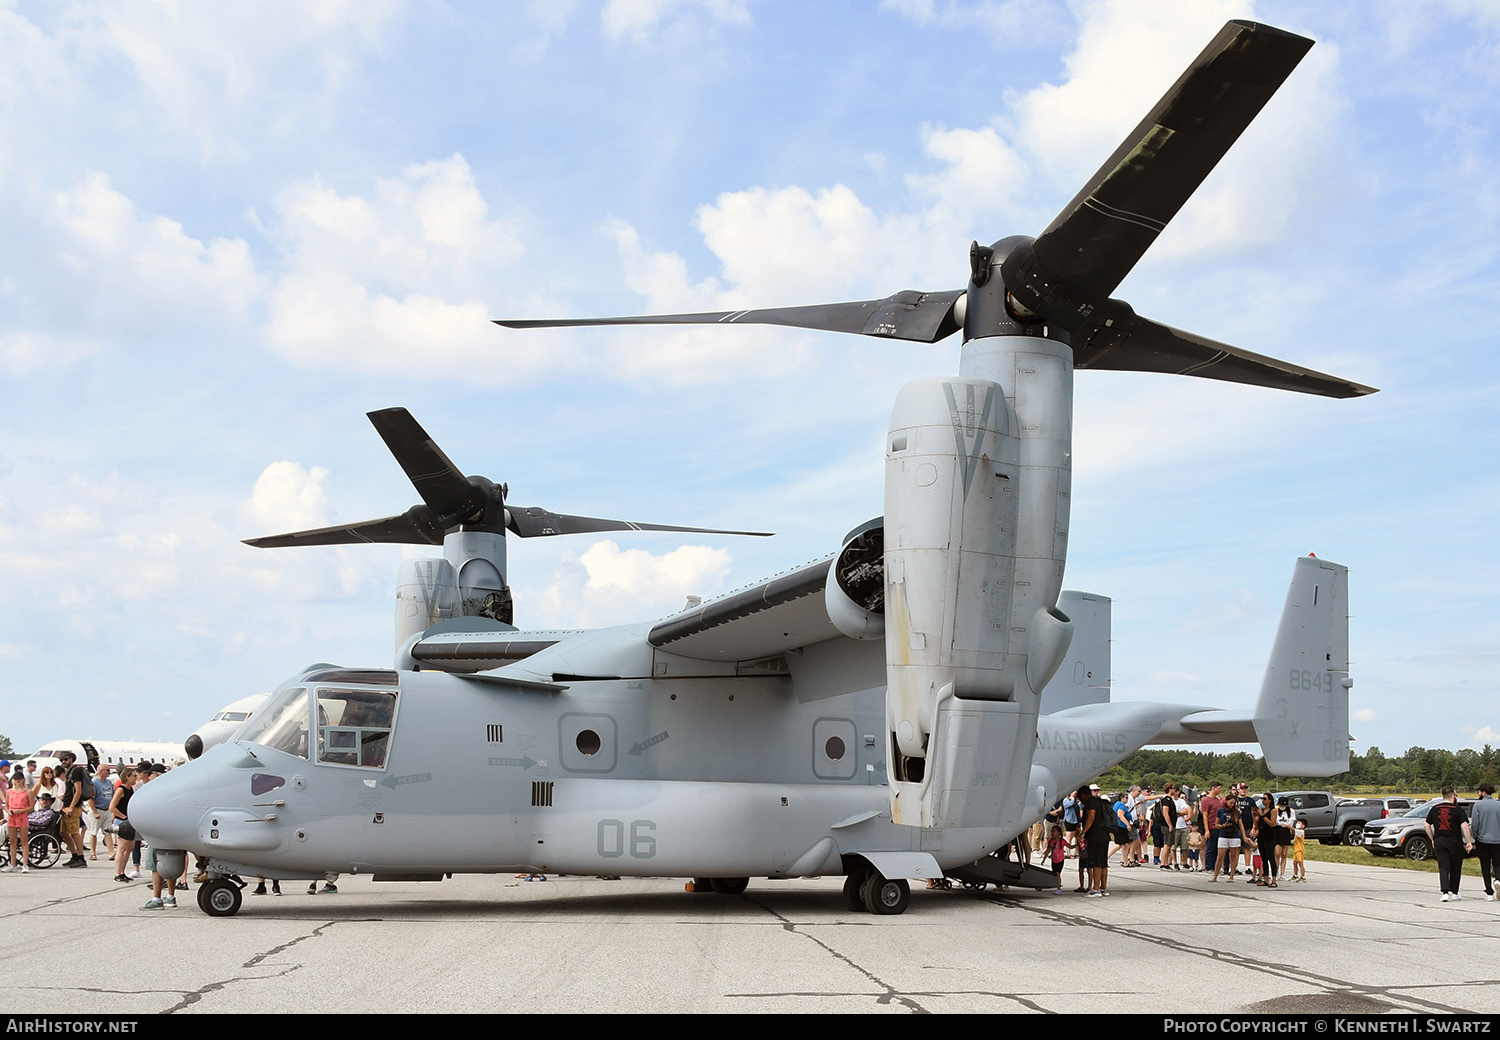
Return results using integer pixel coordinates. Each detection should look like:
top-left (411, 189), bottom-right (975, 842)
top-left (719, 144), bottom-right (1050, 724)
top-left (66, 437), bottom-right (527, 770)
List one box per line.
top-left (1080, 782), bottom-right (1111, 897)
top-left (58, 751), bottom-right (90, 868)
top-left (1425, 786), bottom-right (1475, 902)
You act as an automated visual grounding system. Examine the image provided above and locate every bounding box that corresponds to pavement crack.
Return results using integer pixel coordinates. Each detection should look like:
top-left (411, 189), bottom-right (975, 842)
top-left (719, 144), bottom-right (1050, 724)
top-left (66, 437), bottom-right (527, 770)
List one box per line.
top-left (985, 892), bottom-right (1474, 1015)
top-left (243, 920), bottom-right (339, 967)
top-left (162, 920), bottom-right (339, 1013)
top-left (745, 897), bottom-right (928, 1013)
top-left (162, 966), bottom-right (300, 1014)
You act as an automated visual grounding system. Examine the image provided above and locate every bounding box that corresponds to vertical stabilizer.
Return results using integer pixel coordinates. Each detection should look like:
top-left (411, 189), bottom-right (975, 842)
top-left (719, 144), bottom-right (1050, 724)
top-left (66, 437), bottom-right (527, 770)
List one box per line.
top-left (1040, 590), bottom-right (1111, 713)
top-left (1253, 556), bottom-right (1351, 775)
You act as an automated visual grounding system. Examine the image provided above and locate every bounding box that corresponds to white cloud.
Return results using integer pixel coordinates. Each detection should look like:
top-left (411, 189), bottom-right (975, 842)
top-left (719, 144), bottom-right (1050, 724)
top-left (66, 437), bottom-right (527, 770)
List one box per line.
top-left (880, 0), bottom-right (1065, 45)
top-left (263, 154), bottom-right (560, 381)
top-left (520, 539), bottom-right (732, 628)
top-left (60, 0), bottom-right (404, 157)
top-left (0, 332), bottom-right (101, 375)
top-left (244, 461), bottom-right (330, 533)
top-left (1351, 707), bottom-right (1377, 723)
top-left (52, 172), bottom-right (263, 324)
top-left (1462, 724), bottom-right (1499, 748)
top-left (601, 0), bottom-right (750, 45)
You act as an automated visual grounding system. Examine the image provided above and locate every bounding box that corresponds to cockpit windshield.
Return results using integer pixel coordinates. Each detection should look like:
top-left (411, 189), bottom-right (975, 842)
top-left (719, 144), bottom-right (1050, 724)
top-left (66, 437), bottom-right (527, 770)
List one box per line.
top-left (316, 688), bottom-right (396, 769)
top-left (238, 688), bottom-right (310, 760)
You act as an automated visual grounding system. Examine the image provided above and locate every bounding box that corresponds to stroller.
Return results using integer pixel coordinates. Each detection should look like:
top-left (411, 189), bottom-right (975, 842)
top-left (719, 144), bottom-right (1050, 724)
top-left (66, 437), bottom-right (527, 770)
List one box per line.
top-left (0, 807), bottom-right (64, 869)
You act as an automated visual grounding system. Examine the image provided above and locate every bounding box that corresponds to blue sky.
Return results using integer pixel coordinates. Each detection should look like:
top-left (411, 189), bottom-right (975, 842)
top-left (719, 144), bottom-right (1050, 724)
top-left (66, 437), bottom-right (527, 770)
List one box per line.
top-left (1, 0), bottom-right (1496, 764)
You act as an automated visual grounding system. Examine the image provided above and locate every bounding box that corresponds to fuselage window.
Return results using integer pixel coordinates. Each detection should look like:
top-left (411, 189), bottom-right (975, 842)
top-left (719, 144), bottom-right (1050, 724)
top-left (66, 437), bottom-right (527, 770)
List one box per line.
top-left (316, 688), bottom-right (396, 769)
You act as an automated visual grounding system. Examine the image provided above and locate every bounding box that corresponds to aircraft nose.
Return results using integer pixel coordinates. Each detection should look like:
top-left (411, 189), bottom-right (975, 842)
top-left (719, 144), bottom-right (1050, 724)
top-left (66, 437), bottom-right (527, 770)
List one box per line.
top-left (128, 765), bottom-right (203, 850)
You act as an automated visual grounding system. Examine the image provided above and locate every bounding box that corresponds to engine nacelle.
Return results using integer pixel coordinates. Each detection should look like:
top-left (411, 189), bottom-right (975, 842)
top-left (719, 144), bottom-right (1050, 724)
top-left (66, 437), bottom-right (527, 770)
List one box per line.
top-left (395, 558), bottom-right (460, 651)
top-left (825, 518), bottom-right (884, 640)
top-left (884, 376), bottom-right (1023, 825)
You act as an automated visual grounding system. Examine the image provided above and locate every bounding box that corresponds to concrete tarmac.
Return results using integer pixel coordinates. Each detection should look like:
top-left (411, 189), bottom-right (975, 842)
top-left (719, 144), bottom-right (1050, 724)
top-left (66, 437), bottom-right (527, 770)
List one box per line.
top-left (3, 858), bottom-right (1497, 1014)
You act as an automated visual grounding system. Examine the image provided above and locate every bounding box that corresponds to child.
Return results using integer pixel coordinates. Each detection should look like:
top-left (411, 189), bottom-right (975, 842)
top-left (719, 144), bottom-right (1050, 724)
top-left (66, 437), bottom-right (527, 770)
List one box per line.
top-left (1046, 825), bottom-right (1068, 893)
top-left (4, 773), bottom-right (33, 873)
top-left (1187, 824), bottom-right (1203, 871)
top-left (1291, 821), bottom-right (1307, 881)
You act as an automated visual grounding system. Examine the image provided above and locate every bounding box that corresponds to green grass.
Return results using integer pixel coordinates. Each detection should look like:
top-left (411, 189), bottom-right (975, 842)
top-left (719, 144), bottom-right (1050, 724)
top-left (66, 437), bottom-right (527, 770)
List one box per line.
top-left (1300, 841), bottom-right (1487, 878)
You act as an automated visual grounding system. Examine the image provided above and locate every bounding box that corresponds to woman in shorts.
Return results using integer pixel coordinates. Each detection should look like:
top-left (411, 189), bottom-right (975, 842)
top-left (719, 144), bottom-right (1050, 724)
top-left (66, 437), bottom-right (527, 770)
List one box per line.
top-left (1211, 793), bottom-right (1247, 882)
top-left (109, 768), bottom-right (137, 882)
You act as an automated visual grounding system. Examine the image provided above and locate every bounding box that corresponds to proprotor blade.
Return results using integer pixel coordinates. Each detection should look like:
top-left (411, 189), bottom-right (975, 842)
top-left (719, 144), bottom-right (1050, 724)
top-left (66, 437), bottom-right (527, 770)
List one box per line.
top-left (366, 407), bottom-right (485, 522)
top-left (506, 506), bottom-right (772, 539)
top-left (1004, 21), bottom-right (1314, 326)
top-left (243, 507), bottom-right (444, 548)
top-left (495, 289), bottom-right (965, 344)
top-left (1072, 301), bottom-right (1377, 399)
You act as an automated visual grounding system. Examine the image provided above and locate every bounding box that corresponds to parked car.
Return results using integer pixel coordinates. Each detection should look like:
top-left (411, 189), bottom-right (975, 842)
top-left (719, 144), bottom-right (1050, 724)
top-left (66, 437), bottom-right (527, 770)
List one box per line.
top-left (1278, 791), bottom-right (1385, 846)
top-left (1361, 798), bottom-right (1477, 860)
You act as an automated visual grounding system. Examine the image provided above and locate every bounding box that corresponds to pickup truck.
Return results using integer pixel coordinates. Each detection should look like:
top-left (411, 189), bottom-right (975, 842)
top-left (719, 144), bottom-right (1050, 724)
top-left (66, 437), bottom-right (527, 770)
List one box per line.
top-left (1276, 791), bottom-right (1386, 846)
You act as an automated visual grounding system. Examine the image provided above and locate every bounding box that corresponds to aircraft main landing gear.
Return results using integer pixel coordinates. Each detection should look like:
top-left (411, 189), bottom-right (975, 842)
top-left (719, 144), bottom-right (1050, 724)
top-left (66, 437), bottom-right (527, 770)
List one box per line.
top-left (842, 867), bottom-right (911, 915)
top-left (198, 877), bottom-right (244, 917)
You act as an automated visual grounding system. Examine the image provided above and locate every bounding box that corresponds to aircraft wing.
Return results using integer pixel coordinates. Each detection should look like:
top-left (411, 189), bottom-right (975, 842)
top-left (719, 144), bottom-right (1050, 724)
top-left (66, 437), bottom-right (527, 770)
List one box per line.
top-left (647, 556), bottom-right (841, 661)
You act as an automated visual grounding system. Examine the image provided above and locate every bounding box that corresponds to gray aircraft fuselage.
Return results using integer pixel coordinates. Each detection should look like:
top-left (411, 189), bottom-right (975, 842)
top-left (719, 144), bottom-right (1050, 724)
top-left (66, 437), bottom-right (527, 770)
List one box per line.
top-left (134, 649), bottom-right (1173, 882)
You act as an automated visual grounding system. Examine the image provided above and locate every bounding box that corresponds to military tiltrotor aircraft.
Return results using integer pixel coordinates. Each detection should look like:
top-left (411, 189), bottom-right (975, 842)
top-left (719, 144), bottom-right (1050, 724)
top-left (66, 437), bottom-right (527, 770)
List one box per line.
top-left (131, 20), bottom-right (1373, 917)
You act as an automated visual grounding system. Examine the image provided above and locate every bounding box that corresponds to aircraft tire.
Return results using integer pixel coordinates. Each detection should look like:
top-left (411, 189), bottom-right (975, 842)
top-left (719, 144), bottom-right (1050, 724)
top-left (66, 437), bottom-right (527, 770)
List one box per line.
top-left (709, 877), bottom-right (749, 895)
top-left (864, 874), bottom-right (910, 916)
top-left (843, 870), bottom-right (870, 912)
top-left (200, 878), bottom-right (243, 917)
top-left (691, 877), bottom-right (714, 893)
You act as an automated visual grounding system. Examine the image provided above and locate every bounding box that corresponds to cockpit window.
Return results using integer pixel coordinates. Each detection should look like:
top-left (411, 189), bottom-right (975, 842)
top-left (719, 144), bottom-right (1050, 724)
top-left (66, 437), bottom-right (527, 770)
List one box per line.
top-left (316, 688), bottom-right (396, 769)
top-left (238, 688), bottom-right (310, 760)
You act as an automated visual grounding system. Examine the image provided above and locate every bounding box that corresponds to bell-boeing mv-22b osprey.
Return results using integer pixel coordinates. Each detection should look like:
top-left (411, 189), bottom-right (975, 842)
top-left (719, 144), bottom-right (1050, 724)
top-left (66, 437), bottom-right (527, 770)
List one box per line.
top-left (131, 21), bottom-right (1374, 917)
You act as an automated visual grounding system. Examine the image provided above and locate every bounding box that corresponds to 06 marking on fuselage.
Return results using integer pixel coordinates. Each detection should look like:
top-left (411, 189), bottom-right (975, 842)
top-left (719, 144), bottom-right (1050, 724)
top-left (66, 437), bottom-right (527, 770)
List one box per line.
top-left (598, 819), bottom-right (657, 859)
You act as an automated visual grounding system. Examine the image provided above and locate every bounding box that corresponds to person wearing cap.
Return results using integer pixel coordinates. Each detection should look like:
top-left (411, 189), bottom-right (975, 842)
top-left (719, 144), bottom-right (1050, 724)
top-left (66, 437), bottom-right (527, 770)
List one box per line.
top-left (87, 765), bottom-right (115, 860)
top-left (1080, 782), bottom-right (1111, 897)
top-left (57, 751), bottom-right (90, 868)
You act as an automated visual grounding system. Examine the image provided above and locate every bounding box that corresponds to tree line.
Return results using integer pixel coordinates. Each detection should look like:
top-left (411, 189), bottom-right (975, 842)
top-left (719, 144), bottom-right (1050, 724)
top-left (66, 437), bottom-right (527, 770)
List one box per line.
top-left (1096, 744), bottom-right (1499, 794)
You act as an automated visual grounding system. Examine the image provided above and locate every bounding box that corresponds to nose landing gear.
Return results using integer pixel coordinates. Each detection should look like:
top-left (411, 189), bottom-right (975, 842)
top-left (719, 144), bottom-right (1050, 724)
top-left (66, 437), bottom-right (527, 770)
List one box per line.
top-left (198, 876), bottom-right (245, 917)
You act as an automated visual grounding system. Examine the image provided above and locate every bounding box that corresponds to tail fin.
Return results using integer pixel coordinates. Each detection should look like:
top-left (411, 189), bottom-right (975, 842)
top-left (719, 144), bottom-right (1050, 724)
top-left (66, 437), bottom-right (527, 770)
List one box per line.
top-left (1039, 590), bottom-right (1111, 714)
top-left (1252, 556), bottom-right (1351, 775)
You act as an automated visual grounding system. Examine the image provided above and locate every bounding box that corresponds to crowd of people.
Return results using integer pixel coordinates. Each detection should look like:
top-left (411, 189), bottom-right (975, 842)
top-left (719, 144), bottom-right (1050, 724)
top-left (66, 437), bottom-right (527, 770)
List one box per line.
top-left (2, 754), bottom-right (197, 908)
top-left (1031, 780), bottom-right (1315, 897)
